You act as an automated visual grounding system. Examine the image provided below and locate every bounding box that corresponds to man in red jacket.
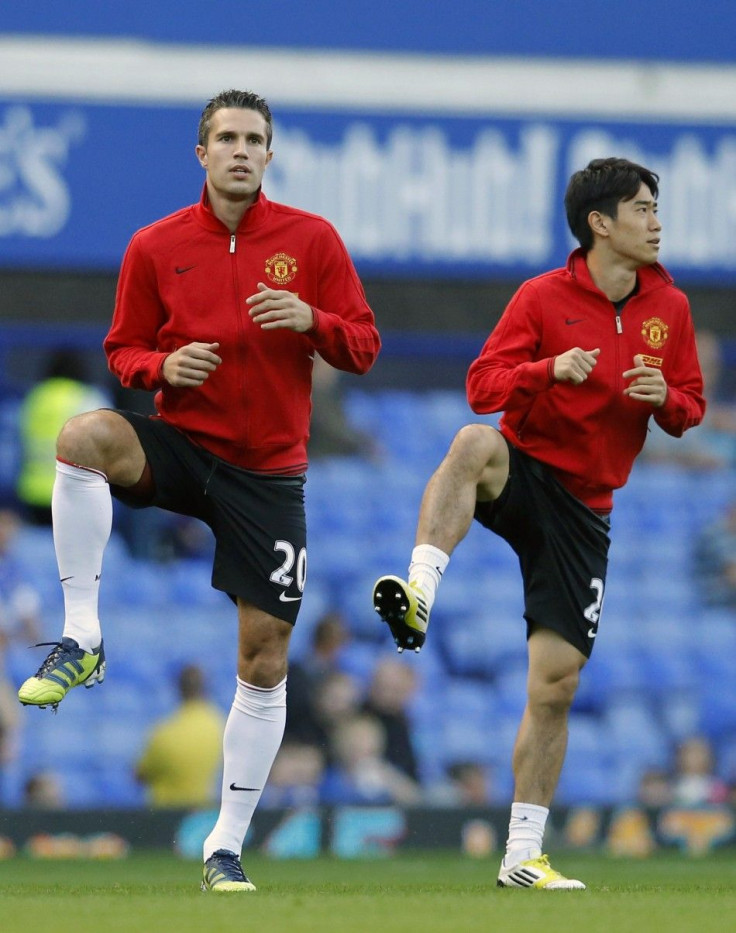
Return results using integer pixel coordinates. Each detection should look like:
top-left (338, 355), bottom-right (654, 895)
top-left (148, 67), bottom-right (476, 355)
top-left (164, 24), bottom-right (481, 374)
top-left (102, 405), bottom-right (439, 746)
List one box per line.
top-left (18, 89), bottom-right (380, 891)
top-left (373, 157), bottom-right (704, 890)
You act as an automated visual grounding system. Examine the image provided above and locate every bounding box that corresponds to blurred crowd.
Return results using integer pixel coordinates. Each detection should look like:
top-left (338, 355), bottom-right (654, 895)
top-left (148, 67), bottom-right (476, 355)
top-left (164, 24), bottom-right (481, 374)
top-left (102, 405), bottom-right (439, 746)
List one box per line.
top-left (3, 334), bottom-right (736, 810)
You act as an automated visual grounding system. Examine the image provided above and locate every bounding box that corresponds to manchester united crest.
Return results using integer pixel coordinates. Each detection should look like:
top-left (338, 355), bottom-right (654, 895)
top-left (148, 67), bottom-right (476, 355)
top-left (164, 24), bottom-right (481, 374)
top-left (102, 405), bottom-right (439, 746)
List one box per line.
top-left (641, 317), bottom-right (669, 350)
top-left (265, 252), bottom-right (298, 285)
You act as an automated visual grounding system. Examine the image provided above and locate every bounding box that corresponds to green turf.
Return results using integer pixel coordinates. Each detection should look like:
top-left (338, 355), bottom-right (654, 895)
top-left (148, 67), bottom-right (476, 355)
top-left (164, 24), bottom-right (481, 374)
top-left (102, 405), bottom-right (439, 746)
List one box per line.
top-left (1, 850), bottom-right (735, 933)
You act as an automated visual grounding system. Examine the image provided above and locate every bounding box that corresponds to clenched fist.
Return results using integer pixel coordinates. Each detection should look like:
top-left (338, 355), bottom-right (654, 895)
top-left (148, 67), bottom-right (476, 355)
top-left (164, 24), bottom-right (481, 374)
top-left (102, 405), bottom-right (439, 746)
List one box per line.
top-left (553, 347), bottom-right (601, 385)
top-left (163, 342), bottom-right (222, 387)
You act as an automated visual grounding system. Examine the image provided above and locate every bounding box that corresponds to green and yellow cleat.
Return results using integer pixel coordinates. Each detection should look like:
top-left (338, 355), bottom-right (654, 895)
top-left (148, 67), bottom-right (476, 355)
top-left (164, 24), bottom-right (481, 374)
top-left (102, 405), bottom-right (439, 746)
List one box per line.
top-left (18, 637), bottom-right (105, 711)
top-left (201, 849), bottom-right (256, 893)
top-left (372, 575), bottom-right (429, 653)
top-left (497, 854), bottom-right (586, 890)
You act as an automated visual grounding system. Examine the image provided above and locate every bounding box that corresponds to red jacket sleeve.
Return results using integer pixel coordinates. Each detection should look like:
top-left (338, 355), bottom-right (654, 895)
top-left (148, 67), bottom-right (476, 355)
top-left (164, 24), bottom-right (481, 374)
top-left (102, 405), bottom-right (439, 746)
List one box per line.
top-left (104, 234), bottom-right (170, 390)
top-left (653, 301), bottom-right (706, 436)
top-left (305, 223), bottom-right (381, 375)
top-left (466, 281), bottom-right (556, 414)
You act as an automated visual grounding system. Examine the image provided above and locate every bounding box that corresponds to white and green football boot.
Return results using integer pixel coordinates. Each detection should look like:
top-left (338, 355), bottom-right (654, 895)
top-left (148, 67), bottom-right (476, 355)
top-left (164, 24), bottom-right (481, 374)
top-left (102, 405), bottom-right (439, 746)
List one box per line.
top-left (497, 854), bottom-right (586, 890)
top-left (372, 575), bottom-right (429, 653)
top-left (18, 637), bottom-right (105, 711)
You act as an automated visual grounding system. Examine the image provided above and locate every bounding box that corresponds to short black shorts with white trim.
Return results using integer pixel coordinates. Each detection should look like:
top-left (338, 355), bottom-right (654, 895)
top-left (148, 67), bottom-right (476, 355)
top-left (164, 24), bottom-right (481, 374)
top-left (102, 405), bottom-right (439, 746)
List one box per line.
top-left (474, 440), bottom-right (610, 658)
top-left (109, 411), bottom-right (307, 624)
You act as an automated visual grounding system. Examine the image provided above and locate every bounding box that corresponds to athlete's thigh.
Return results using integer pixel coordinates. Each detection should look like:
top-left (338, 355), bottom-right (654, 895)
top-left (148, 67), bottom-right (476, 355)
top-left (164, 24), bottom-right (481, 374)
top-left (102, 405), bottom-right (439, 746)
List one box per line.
top-left (476, 427), bottom-right (511, 503)
top-left (527, 626), bottom-right (587, 687)
top-left (109, 411), bottom-right (213, 519)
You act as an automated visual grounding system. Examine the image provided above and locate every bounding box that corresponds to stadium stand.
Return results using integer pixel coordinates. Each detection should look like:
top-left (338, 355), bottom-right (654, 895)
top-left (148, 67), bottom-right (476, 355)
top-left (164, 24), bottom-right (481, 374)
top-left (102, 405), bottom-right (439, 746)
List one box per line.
top-left (1, 387), bottom-right (736, 807)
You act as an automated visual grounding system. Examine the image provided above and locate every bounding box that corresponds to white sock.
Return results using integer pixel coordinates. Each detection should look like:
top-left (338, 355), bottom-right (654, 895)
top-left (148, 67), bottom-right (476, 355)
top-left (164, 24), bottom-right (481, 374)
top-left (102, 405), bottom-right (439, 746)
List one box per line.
top-left (53, 460), bottom-right (112, 652)
top-left (408, 544), bottom-right (449, 610)
top-left (203, 677), bottom-right (287, 860)
top-left (504, 802), bottom-right (549, 865)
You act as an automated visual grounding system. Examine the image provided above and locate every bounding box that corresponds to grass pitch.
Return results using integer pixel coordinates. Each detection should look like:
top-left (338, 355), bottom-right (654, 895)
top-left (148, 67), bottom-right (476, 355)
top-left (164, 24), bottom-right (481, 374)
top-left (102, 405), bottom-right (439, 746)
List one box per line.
top-left (1, 850), bottom-right (735, 933)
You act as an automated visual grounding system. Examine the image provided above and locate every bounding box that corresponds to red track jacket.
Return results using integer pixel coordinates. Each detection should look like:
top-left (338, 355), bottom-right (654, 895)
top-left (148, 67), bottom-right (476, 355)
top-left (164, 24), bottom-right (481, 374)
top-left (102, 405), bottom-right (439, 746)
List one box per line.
top-left (466, 249), bottom-right (705, 511)
top-left (105, 188), bottom-right (380, 474)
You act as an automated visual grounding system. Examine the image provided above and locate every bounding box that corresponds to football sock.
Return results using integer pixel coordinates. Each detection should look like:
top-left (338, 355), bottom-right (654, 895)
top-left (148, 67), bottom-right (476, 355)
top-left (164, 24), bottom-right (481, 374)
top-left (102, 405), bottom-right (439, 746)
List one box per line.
top-left (203, 676), bottom-right (287, 860)
top-left (53, 460), bottom-right (112, 653)
top-left (408, 544), bottom-right (449, 610)
top-left (503, 801), bottom-right (549, 865)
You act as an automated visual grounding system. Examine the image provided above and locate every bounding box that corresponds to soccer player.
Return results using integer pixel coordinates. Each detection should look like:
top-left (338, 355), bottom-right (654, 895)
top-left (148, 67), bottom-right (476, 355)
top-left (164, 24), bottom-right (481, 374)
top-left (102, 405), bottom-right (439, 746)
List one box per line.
top-left (373, 157), bottom-right (705, 890)
top-left (18, 89), bottom-right (380, 892)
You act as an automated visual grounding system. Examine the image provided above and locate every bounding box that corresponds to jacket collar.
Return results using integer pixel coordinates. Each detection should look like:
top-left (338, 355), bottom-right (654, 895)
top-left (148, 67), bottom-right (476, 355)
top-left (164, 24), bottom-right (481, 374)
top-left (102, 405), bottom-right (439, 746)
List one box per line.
top-left (567, 247), bottom-right (674, 296)
top-left (192, 183), bottom-right (270, 233)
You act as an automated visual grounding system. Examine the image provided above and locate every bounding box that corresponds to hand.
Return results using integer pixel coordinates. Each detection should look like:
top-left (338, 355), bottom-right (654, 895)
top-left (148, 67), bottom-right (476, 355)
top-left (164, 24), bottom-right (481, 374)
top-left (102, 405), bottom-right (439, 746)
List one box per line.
top-left (162, 342), bottom-right (221, 387)
top-left (553, 347), bottom-right (600, 384)
top-left (246, 282), bottom-right (314, 332)
top-left (623, 354), bottom-right (667, 407)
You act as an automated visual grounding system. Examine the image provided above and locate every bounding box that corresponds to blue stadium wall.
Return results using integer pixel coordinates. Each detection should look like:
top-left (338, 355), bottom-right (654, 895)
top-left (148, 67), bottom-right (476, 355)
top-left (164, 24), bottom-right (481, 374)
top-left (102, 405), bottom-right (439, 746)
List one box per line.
top-left (2, 2), bottom-right (736, 283)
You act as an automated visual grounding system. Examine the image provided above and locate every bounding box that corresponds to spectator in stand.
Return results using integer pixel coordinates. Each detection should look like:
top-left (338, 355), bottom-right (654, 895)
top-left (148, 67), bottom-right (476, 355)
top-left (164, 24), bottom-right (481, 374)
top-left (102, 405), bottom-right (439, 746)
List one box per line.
top-left (427, 760), bottom-right (495, 807)
top-left (642, 330), bottom-right (736, 470)
top-left (135, 664), bottom-right (225, 808)
top-left (308, 355), bottom-right (383, 462)
top-left (259, 741), bottom-right (325, 808)
top-left (23, 770), bottom-right (65, 808)
top-left (284, 611), bottom-right (350, 747)
top-left (321, 713), bottom-right (421, 806)
top-left (300, 670), bottom-right (363, 764)
top-left (0, 508), bottom-right (42, 786)
top-left (671, 735), bottom-right (729, 807)
top-left (636, 767), bottom-right (673, 808)
top-left (362, 656), bottom-right (419, 782)
top-left (693, 500), bottom-right (736, 608)
top-left (16, 350), bottom-right (112, 525)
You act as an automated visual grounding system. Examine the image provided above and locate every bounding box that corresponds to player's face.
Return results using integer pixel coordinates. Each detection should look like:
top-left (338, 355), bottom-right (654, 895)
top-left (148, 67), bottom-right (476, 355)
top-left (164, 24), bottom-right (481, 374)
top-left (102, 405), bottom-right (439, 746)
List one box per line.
top-left (604, 181), bottom-right (662, 268)
top-left (196, 108), bottom-right (273, 205)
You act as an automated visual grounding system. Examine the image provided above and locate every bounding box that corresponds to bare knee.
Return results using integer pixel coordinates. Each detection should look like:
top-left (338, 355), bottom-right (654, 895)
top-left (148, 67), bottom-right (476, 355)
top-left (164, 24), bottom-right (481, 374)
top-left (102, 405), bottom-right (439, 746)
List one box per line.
top-left (446, 425), bottom-right (499, 472)
top-left (57, 410), bottom-right (145, 483)
top-left (528, 667), bottom-right (580, 719)
top-left (237, 606), bottom-right (292, 686)
top-left (444, 424), bottom-right (508, 496)
top-left (239, 641), bottom-right (289, 686)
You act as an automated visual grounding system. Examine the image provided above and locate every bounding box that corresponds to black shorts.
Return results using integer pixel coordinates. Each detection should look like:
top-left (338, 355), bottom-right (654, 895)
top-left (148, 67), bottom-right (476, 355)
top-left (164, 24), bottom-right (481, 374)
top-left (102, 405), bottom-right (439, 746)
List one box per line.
top-left (474, 440), bottom-right (610, 658)
top-left (110, 412), bottom-right (307, 624)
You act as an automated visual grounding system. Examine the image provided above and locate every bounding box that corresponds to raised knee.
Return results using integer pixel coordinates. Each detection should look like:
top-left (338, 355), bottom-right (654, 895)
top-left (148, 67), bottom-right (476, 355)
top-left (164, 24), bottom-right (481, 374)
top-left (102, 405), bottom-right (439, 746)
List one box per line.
top-left (56, 410), bottom-right (130, 475)
top-left (57, 412), bottom-right (103, 459)
top-left (450, 424), bottom-right (500, 467)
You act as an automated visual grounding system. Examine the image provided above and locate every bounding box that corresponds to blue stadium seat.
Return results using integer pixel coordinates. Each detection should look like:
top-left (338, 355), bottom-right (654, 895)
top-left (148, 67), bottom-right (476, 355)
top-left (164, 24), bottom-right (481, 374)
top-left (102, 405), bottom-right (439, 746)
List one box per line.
top-left (602, 698), bottom-right (670, 770)
top-left (7, 388), bottom-right (735, 810)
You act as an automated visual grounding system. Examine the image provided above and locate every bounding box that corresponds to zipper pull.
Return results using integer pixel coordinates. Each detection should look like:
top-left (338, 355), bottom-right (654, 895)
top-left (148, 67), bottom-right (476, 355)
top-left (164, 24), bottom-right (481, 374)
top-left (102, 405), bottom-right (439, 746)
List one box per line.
top-left (229, 234), bottom-right (236, 254)
top-left (615, 315), bottom-right (623, 334)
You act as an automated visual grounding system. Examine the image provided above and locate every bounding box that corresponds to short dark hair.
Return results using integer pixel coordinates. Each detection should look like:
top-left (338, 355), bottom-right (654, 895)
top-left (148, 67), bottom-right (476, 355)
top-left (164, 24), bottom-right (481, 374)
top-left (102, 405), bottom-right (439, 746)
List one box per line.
top-left (178, 664), bottom-right (206, 700)
top-left (197, 89), bottom-right (273, 149)
top-left (564, 157), bottom-right (660, 251)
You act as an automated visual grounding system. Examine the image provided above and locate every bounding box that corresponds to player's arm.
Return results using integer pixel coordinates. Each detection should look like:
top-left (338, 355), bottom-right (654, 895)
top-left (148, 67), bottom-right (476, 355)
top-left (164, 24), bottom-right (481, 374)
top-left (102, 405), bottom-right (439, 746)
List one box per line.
top-left (646, 310), bottom-right (706, 435)
top-left (258, 222), bottom-right (380, 375)
top-left (468, 283), bottom-right (578, 413)
top-left (104, 236), bottom-right (170, 390)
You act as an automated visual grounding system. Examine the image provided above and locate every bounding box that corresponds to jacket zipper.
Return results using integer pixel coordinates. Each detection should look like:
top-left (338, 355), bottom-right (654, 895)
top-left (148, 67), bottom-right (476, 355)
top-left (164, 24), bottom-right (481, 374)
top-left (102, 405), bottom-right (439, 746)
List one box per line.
top-left (229, 232), bottom-right (247, 443)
